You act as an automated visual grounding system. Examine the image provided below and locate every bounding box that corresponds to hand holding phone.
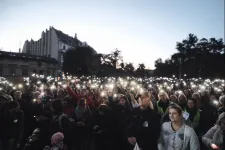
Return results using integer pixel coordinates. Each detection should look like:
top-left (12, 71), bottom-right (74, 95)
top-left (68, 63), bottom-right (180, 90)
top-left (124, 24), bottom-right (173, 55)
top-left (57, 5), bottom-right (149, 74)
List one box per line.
top-left (211, 143), bottom-right (219, 150)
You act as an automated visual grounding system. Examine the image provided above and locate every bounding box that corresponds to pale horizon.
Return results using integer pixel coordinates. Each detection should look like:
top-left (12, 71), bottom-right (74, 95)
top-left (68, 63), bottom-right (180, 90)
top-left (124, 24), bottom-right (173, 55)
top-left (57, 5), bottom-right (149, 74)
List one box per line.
top-left (0, 0), bottom-right (224, 69)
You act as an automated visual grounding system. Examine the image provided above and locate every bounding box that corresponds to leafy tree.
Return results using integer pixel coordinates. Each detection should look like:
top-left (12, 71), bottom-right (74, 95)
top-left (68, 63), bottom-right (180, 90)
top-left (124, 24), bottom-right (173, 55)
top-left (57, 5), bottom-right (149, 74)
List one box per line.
top-left (120, 62), bottom-right (125, 70)
top-left (101, 49), bottom-right (122, 68)
top-left (62, 46), bottom-right (97, 76)
top-left (124, 63), bottom-right (135, 73)
top-left (154, 33), bottom-right (225, 78)
top-left (136, 63), bottom-right (146, 77)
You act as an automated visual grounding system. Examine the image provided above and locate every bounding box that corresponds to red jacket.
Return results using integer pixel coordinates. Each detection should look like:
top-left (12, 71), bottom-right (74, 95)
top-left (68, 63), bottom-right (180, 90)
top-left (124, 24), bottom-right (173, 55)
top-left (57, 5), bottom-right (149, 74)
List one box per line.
top-left (66, 86), bottom-right (94, 109)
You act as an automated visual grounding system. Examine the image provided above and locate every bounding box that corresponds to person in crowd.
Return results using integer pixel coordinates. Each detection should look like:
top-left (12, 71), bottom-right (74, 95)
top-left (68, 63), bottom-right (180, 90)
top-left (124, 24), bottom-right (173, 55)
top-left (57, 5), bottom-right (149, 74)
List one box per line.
top-left (74, 98), bottom-right (92, 150)
top-left (1, 74), bottom-right (224, 150)
top-left (178, 93), bottom-right (187, 110)
top-left (56, 88), bottom-right (66, 100)
top-left (156, 91), bottom-right (171, 115)
top-left (202, 112), bottom-right (225, 150)
top-left (184, 89), bottom-right (192, 99)
top-left (92, 104), bottom-right (120, 150)
top-left (45, 132), bottom-right (68, 150)
top-left (49, 99), bottom-right (73, 150)
top-left (23, 128), bottom-right (42, 150)
top-left (170, 95), bottom-right (178, 104)
top-left (210, 95), bottom-right (217, 101)
top-left (13, 91), bottom-right (35, 145)
top-left (74, 98), bottom-right (92, 123)
top-left (21, 85), bottom-right (37, 103)
top-left (1, 100), bottom-right (24, 150)
top-left (108, 93), bottom-right (133, 150)
top-left (199, 94), bottom-right (218, 135)
top-left (192, 92), bottom-right (202, 110)
top-left (62, 96), bottom-right (75, 118)
top-left (185, 98), bottom-right (201, 130)
top-left (66, 82), bottom-right (94, 109)
top-left (126, 91), bottom-right (161, 150)
top-left (158, 103), bottom-right (200, 150)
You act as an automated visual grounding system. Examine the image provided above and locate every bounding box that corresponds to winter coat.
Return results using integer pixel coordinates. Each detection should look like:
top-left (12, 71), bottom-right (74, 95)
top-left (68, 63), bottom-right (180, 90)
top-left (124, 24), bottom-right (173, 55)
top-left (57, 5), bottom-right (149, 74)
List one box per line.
top-left (126, 107), bottom-right (161, 150)
top-left (66, 86), bottom-right (94, 109)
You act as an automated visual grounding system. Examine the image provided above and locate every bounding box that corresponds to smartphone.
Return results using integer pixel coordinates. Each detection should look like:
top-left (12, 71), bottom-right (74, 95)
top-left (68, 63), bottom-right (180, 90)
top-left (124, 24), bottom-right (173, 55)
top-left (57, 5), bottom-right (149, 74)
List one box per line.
top-left (183, 112), bottom-right (190, 120)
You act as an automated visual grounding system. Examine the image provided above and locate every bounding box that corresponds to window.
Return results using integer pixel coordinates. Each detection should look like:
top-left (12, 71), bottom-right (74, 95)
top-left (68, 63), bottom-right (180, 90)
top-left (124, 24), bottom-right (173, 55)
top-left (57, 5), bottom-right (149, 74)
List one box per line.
top-left (10, 68), bottom-right (16, 75)
top-left (22, 68), bottom-right (28, 76)
top-left (47, 68), bottom-right (51, 76)
top-left (8, 64), bottom-right (17, 75)
top-left (0, 68), bottom-right (2, 76)
top-left (61, 54), bottom-right (64, 63)
top-left (39, 70), bottom-right (44, 75)
top-left (52, 68), bottom-right (56, 76)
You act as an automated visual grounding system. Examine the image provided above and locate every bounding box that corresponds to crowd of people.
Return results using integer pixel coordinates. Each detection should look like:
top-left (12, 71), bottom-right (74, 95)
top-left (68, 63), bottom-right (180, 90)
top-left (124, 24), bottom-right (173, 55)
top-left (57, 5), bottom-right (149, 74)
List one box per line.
top-left (0, 74), bottom-right (225, 150)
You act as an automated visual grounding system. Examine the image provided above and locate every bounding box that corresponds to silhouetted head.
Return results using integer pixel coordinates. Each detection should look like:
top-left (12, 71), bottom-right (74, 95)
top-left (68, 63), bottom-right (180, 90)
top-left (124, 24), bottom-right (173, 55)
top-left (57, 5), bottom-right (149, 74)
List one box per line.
top-left (51, 99), bottom-right (63, 113)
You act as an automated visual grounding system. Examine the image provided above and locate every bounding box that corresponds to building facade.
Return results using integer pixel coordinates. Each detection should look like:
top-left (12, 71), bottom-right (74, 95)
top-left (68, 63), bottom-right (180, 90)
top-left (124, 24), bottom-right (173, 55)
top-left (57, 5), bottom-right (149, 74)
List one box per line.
top-left (22, 26), bottom-right (96, 65)
top-left (0, 51), bottom-right (58, 77)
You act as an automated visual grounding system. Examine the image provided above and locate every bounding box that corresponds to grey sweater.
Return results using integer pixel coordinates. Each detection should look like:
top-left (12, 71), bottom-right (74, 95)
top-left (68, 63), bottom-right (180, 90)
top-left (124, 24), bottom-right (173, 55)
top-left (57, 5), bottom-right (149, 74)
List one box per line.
top-left (202, 125), bottom-right (223, 150)
top-left (158, 122), bottom-right (200, 150)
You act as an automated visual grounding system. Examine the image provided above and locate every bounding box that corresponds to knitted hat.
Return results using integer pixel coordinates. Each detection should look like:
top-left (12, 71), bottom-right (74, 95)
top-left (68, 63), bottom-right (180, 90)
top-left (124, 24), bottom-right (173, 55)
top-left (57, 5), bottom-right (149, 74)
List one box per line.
top-left (51, 132), bottom-right (64, 146)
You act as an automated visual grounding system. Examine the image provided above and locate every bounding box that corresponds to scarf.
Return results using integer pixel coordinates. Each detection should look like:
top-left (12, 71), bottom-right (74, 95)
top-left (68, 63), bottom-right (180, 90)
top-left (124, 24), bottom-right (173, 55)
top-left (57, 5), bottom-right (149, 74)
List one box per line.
top-left (158, 100), bottom-right (170, 112)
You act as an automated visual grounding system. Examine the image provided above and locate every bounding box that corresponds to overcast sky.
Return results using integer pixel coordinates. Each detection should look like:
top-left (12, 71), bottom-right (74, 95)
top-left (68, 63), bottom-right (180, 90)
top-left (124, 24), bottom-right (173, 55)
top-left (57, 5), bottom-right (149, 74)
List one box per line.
top-left (0, 0), bottom-right (224, 68)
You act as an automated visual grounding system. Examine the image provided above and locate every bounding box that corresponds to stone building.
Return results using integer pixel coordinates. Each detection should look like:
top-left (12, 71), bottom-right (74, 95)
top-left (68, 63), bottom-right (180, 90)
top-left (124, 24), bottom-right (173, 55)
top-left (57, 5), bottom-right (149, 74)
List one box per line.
top-left (22, 26), bottom-right (96, 65)
top-left (0, 51), bottom-right (58, 77)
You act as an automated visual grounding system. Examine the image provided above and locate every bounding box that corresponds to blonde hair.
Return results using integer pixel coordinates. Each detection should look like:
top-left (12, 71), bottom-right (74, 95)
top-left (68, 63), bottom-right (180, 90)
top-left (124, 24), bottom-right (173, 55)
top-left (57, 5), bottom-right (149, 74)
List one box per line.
top-left (142, 91), bottom-right (154, 110)
top-left (178, 93), bottom-right (187, 101)
top-left (158, 91), bottom-right (169, 100)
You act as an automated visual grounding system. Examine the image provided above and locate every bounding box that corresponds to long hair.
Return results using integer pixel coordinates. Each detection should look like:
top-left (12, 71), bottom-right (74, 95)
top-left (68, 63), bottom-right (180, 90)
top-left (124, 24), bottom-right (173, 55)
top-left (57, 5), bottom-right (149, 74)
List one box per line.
top-left (168, 103), bottom-right (183, 116)
top-left (158, 91), bottom-right (169, 100)
top-left (142, 91), bottom-right (154, 110)
top-left (119, 94), bottom-right (131, 109)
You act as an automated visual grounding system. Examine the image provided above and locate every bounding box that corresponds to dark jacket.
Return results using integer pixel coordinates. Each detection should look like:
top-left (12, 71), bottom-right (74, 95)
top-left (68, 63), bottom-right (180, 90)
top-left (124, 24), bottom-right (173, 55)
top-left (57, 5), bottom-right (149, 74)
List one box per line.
top-left (1, 107), bottom-right (24, 146)
top-left (126, 107), bottom-right (161, 150)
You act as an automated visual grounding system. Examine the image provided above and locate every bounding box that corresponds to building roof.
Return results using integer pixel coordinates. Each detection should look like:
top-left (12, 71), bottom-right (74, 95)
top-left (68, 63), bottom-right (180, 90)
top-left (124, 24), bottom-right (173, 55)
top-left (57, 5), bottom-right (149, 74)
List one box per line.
top-left (52, 27), bottom-right (98, 54)
top-left (52, 27), bottom-right (82, 46)
top-left (0, 51), bottom-right (58, 64)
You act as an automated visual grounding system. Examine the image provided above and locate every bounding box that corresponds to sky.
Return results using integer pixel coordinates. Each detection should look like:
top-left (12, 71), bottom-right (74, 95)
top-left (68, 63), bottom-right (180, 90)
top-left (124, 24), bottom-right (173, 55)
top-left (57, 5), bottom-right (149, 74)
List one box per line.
top-left (0, 0), bottom-right (224, 69)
